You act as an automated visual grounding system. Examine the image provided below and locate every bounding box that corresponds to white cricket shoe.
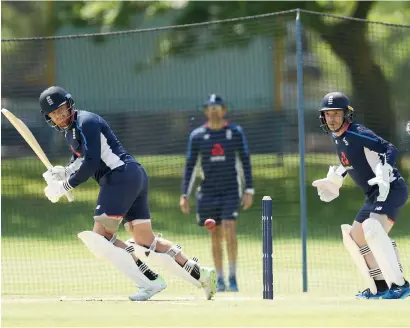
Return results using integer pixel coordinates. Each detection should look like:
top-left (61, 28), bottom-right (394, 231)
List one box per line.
top-left (200, 267), bottom-right (217, 300)
top-left (129, 276), bottom-right (167, 301)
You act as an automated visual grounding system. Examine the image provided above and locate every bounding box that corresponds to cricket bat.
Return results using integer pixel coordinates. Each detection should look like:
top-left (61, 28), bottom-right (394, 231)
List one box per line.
top-left (1, 108), bottom-right (74, 202)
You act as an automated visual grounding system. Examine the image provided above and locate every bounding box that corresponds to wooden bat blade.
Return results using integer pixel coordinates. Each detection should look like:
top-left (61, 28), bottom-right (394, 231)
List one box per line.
top-left (2, 108), bottom-right (74, 202)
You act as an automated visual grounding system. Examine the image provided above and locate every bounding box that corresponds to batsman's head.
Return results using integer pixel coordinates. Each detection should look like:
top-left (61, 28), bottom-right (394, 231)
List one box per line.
top-left (39, 86), bottom-right (75, 131)
top-left (203, 94), bottom-right (226, 121)
top-left (319, 92), bottom-right (354, 133)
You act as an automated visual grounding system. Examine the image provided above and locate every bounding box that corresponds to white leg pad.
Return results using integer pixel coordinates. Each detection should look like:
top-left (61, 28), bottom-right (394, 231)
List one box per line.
top-left (78, 231), bottom-right (155, 288)
top-left (362, 219), bottom-right (405, 287)
top-left (341, 224), bottom-right (378, 294)
top-left (125, 239), bottom-right (202, 288)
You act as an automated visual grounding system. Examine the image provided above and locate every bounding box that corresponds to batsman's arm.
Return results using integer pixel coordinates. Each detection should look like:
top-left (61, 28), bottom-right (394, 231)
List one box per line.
top-left (67, 117), bottom-right (101, 189)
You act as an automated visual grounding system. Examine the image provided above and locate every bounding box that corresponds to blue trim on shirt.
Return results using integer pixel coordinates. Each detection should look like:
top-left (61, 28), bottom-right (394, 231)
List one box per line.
top-left (186, 134), bottom-right (194, 158)
top-left (346, 130), bottom-right (378, 142)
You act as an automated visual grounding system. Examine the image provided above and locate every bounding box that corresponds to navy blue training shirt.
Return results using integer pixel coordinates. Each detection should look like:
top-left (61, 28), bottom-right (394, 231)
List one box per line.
top-left (65, 110), bottom-right (136, 188)
top-left (333, 123), bottom-right (400, 196)
top-left (182, 123), bottom-right (253, 196)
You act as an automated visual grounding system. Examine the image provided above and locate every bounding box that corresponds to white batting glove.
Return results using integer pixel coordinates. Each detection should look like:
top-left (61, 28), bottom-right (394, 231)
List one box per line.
top-left (42, 158), bottom-right (83, 183)
top-left (312, 166), bottom-right (345, 202)
top-left (368, 162), bottom-right (393, 202)
top-left (44, 180), bottom-right (73, 203)
top-left (42, 169), bottom-right (62, 185)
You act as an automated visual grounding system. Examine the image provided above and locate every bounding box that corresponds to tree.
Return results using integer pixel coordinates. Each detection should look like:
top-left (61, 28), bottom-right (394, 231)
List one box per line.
top-left (50, 1), bottom-right (410, 142)
top-left (164, 1), bottom-right (410, 142)
top-left (5, 1), bottom-right (409, 141)
top-left (51, 1), bottom-right (177, 33)
top-left (1, 1), bottom-right (51, 39)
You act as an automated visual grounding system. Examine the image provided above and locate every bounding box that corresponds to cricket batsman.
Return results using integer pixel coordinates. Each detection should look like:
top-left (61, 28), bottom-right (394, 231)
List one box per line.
top-left (312, 92), bottom-right (410, 299)
top-left (39, 86), bottom-right (217, 301)
top-left (180, 94), bottom-right (254, 292)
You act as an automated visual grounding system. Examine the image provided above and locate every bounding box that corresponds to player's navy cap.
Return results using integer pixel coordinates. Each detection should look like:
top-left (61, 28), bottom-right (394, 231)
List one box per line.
top-left (320, 92), bottom-right (354, 112)
top-left (204, 94), bottom-right (225, 108)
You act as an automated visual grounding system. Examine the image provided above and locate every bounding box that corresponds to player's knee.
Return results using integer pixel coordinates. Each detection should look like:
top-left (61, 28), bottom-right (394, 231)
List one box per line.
top-left (94, 213), bottom-right (122, 234)
top-left (369, 213), bottom-right (393, 232)
top-left (211, 229), bottom-right (223, 243)
top-left (369, 213), bottom-right (388, 221)
top-left (92, 223), bottom-right (114, 240)
top-left (222, 220), bottom-right (236, 237)
top-left (362, 218), bottom-right (385, 241)
top-left (349, 222), bottom-right (365, 245)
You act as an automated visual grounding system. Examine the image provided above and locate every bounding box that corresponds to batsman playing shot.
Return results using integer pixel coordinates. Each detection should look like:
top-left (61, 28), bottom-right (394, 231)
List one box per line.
top-left (39, 86), bottom-right (217, 301)
top-left (180, 94), bottom-right (254, 292)
top-left (313, 92), bottom-right (410, 300)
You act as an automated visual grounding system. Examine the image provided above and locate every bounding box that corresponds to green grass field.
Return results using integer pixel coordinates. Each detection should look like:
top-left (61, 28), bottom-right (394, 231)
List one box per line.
top-left (2, 154), bottom-right (410, 327)
top-left (3, 296), bottom-right (410, 327)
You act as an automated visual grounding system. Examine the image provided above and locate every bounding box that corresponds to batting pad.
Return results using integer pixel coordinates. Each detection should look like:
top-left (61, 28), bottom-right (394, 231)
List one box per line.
top-left (362, 219), bottom-right (405, 287)
top-left (125, 239), bottom-right (202, 288)
top-left (341, 224), bottom-right (378, 295)
top-left (78, 231), bottom-right (155, 288)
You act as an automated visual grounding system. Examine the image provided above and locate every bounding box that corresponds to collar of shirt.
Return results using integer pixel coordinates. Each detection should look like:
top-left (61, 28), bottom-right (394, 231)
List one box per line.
top-left (332, 122), bottom-right (352, 140)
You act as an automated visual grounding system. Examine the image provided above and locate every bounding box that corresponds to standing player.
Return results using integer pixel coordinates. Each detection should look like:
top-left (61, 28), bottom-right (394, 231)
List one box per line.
top-left (39, 86), bottom-right (217, 301)
top-left (312, 92), bottom-right (409, 299)
top-left (179, 94), bottom-right (254, 292)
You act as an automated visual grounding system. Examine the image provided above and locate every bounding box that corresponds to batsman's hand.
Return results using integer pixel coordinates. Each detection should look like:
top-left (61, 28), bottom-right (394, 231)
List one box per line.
top-left (180, 195), bottom-right (190, 214)
top-left (43, 167), bottom-right (65, 184)
top-left (242, 192), bottom-right (253, 210)
top-left (44, 180), bottom-right (73, 203)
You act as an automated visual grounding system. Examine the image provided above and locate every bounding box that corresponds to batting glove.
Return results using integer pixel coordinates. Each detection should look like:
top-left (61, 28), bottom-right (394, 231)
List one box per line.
top-left (44, 180), bottom-right (73, 203)
top-left (368, 162), bottom-right (393, 202)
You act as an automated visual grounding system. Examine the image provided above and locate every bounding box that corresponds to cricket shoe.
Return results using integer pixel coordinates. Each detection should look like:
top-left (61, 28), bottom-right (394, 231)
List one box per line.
top-left (381, 280), bottom-right (410, 299)
top-left (228, 275), bottom-right (239, 292)
top-left (200, 267), bottom-right (217, 300)
top-left (355, 288), bottom-right (387, 300)
top-left (217, 277), bottom-right (226, 292)
top-left (129, 276), bottom-right (167, 301)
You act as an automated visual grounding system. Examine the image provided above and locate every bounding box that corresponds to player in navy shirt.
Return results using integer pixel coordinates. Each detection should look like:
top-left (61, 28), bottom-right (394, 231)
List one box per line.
top-left (180, 94), bottom-right (254, 292)
top-left (312, 92), bottom-right (409, 299)
top-left (39, 86), bottom-right (217, 301)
